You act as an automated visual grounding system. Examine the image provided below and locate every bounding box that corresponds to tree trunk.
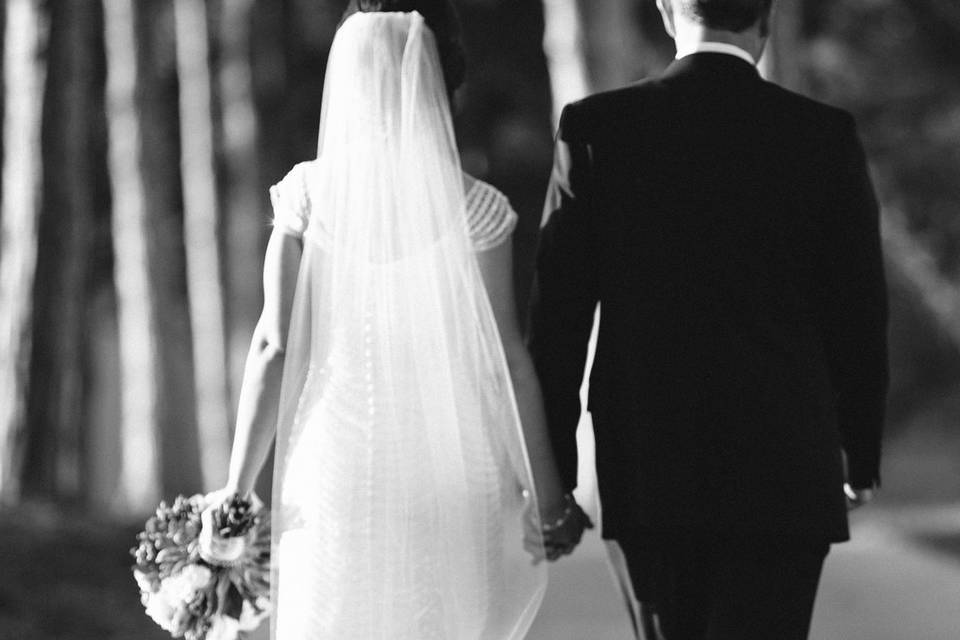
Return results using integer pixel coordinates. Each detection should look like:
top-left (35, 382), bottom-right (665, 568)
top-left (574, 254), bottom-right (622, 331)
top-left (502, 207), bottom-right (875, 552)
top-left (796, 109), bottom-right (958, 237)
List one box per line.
top-left (134, 0), bottom-right (204, 503)
top-left (540, 0), bottom-right (592, 127)
top-left (104, 0), bottom-right (203, 513)
top-left (248, 0), bottom-right (291, 191)
top-left (0, 2), bottom-right (5, 212)
top-left (174, 0), bottom-right (232, 490)
top-left (215, 0), bottom-right (265, 421)
top-left (103, 0), bottom-right (161, 512)
top-left (23, 0), bottom-right (100, 503)
top-left (759, 0), bottom-right (805, 92)
top-left (0, 0), bottom-right (45, 504)
top-left (579, 0), bottom-right (653, 90)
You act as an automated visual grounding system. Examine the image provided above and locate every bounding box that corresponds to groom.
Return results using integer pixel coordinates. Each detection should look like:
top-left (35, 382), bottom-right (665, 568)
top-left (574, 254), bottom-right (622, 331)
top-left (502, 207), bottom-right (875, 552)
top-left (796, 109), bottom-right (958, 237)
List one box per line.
top-left (528, 0), bottom-right (888, 638)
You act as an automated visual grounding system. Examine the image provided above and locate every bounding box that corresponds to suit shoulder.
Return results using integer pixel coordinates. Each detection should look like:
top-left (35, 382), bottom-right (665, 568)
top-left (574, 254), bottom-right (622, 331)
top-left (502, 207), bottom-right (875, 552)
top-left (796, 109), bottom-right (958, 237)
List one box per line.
top-left (765, 83), bottom-right (855, 132)
top-left (559, 80), bottom-right (665, 141)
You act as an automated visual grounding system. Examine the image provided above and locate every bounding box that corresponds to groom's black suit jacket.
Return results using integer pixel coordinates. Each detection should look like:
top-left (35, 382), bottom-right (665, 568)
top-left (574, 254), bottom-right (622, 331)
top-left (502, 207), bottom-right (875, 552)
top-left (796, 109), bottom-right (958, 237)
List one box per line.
top-left (528, 53), bottom-right (888, 543)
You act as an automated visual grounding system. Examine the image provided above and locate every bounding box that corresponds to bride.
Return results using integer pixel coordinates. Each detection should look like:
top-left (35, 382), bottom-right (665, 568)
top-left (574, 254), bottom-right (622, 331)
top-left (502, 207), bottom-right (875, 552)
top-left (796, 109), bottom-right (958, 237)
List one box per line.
top-left (210, 1), bottom-right (590, 638)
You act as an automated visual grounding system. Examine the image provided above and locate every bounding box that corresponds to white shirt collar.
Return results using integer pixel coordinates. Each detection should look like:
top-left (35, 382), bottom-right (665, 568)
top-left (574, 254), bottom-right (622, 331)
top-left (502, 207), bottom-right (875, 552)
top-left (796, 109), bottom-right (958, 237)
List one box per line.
top-left (675, 41), bottom-right (756, 66)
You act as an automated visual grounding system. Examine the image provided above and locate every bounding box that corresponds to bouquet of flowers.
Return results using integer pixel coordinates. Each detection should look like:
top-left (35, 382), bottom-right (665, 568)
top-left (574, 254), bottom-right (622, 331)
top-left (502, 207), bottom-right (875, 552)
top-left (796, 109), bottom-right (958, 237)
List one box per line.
top-left (131, 492), bottom-right (271, 640)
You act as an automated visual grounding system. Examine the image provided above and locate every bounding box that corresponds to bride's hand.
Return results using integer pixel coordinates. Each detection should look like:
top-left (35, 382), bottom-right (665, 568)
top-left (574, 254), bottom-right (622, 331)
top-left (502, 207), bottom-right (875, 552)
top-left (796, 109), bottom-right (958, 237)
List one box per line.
top-left (203, 487), bottom-right (236, 511)
top-left (198, 488), bottom-right (263, 566)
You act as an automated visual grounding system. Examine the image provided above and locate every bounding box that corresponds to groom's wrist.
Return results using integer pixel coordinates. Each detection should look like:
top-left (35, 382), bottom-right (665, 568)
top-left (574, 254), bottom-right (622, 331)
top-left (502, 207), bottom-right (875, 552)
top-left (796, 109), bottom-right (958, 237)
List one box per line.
top-left (541, 494), bottom-right (578, 532)
top-left (845, 473), bottom-right (880, 491)
top-left (540, 494), bottom-right (570, 521)
top-left (844, 449), bottom-right (881, 490)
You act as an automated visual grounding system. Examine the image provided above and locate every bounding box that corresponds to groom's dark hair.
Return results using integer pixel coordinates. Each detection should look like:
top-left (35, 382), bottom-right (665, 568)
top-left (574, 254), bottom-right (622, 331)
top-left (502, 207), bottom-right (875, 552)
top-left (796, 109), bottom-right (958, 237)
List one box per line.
top-left (679, 0), bottom-right (774, 33)
top-left (339, 0), bottom-right (466, 100)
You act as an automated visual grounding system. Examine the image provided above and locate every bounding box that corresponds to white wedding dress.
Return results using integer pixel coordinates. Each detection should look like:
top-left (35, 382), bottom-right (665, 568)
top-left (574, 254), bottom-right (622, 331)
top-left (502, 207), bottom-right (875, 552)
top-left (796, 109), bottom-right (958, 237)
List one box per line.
top-left (267, 12), bottom-right (547, 640)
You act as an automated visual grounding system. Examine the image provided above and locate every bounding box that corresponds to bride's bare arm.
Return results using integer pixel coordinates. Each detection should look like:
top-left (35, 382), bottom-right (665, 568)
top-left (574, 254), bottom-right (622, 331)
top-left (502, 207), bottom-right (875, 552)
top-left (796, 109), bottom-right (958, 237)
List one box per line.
top-left (225, 229), bottom-right (303, 495)
top-left (476, 240), bottom-right (566, 518)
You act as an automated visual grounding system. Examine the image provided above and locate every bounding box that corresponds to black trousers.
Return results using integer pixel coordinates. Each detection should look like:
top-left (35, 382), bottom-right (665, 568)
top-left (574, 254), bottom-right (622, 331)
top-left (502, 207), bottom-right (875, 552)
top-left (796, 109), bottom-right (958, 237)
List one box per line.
top-left (618, 533), bottom-right (829, 640)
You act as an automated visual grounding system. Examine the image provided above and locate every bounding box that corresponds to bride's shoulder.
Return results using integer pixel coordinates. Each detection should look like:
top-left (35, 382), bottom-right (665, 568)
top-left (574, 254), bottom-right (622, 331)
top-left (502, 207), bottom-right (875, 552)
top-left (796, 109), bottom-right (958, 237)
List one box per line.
top-left (269, 161), bottom-right (317, 238)
top-left (463, 175), bottom-right (518, 252)
top-left (270, 161), bottom-right (317, 199)
top-left (278, 160), bottom-right (317, 186)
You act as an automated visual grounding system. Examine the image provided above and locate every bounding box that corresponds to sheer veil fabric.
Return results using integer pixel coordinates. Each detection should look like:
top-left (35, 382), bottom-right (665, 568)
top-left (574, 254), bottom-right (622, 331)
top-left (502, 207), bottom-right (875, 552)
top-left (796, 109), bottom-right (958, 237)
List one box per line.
top-left (270, 11), bottom-right (547, 639)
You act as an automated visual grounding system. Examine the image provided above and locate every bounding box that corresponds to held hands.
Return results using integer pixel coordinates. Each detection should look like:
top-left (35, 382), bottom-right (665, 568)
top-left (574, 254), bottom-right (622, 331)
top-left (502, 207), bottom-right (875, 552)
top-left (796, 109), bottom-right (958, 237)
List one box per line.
top-left (540, 494), bottom-right (593, 562)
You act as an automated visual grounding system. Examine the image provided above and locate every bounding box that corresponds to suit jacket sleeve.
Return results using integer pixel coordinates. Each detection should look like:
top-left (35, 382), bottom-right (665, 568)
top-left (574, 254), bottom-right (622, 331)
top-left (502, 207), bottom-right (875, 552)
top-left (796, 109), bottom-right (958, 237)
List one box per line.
top-left (526, 105), bottom-right (599, 493)
top-left (822, 113), bottom-right (889, 489)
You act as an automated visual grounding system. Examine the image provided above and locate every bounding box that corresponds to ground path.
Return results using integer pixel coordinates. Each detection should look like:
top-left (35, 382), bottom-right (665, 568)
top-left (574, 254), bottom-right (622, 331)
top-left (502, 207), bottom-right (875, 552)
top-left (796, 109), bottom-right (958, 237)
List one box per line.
top-left (527, 505), bottom-right (960, 640)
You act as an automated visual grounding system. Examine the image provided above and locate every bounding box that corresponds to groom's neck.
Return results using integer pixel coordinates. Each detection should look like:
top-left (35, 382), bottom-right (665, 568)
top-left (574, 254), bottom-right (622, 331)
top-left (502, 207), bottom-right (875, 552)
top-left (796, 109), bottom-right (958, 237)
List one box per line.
top-left (673, 19), bottom-right (767, 64)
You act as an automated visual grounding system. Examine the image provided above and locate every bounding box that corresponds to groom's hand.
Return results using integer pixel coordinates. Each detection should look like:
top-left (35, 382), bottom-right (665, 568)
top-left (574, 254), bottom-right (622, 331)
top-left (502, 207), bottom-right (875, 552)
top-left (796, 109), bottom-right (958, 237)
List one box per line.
top-left (844, 483), bottom-right (875, 510)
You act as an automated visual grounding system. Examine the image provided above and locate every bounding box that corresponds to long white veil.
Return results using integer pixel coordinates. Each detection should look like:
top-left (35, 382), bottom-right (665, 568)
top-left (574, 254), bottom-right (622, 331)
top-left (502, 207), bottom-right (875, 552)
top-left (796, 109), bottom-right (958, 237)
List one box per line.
top-left (270, 11), bottom-right (546, 639)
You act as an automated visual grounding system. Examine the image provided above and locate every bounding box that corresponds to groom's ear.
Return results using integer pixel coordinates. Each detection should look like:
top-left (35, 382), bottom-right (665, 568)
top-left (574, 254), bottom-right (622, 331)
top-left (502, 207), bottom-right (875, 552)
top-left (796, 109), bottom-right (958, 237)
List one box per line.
top-left (656, 0), bottom-right (677, 39)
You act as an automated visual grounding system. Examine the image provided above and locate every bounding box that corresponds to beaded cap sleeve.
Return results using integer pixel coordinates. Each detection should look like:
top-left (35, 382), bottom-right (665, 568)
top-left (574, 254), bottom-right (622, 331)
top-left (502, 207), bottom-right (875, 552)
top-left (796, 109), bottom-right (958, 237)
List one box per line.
top-left (269, 162), bottom-right (312, 238)
top-left (268, 166), bottom-right (517, 249)
top-left (465, 180), bottom-right (519, 251)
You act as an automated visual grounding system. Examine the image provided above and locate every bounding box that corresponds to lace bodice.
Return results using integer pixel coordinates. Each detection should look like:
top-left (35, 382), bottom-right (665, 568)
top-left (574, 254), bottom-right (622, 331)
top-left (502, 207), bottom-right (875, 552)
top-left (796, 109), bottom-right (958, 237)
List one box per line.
top-left (269, 161), bottom-right (519, 251)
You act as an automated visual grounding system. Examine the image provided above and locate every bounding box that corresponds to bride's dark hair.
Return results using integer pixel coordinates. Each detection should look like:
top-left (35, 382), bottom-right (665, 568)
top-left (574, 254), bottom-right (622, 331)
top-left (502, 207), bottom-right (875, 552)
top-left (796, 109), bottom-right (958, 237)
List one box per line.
top-left (339, 0), bottom-right (466, 100)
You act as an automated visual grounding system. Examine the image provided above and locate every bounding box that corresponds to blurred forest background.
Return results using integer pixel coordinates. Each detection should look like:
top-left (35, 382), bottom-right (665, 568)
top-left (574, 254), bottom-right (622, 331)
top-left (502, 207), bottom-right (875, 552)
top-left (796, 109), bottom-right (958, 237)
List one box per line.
top-left (0, 0), bottom-right (958, 638)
